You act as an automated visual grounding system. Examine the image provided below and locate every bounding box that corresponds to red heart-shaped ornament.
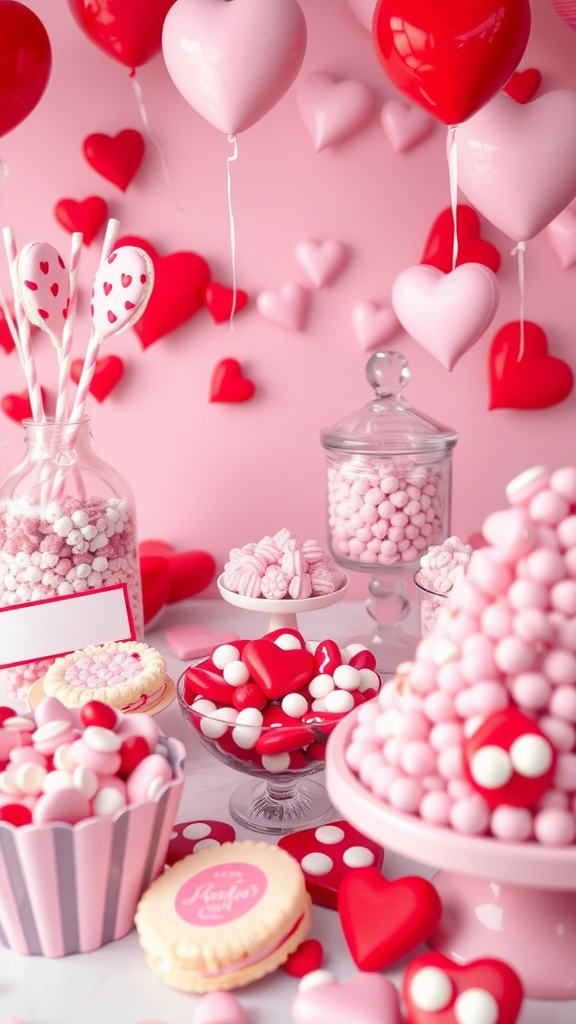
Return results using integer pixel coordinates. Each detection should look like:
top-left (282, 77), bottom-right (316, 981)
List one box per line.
top-left (421, 205), bottom-right (501, 275)
top-left (403, 952), bottom-right (523, 1024)
top-left (71, 355), bottom-right (124, 402)
top-left (282, 938), bottom-right (324, 978)
top-left (210, 358), bottom-right (255, 403)
top-left (279, 821), bottom-right (384, 910)
top-left (139, 540), bottom-right (215, 601)
top-left (488, 320), bottom-right (573, 409)
top-left (1, 387), bottom-right (47, 423)
top-left (205, 282), bottom-right (249, 324)
top-left (83, 129), bottom-right (145, 191)
top-left (242, 639), bottom-right (315, 699)
top-left (339, 867), bottom-right (442, 970)
top-left (116, 234), bottom-right (211, 348)
top-left (140, 554), bottom-right (171, 624)
top-left (503, 68), bottom-right (542, 104)
top-left (54, 196), bottom-right (108, 246)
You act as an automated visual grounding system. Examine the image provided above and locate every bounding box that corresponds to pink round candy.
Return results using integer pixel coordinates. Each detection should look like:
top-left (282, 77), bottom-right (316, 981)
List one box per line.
top-left (92, 776), bottom-right (127, 817)
top-left (534, 807), bottom-right (576, 845)
top-left (126, 754), bottom-right (172, 803)
top-left (449, 794), bottom-right (490, 835)
top-left (490, 806), bottom-right (533, 841)
top-left (419, 790), bottom-right (451, 825)
top-left (400, 741), bottom-right (436, 777)
top-left (551, 467), bottom-right (576, 502)
top-left (33, 787), bottom-right (91, 825)
top-left (505, 466), bottom-right (548, 506)
top-left (387, 776), bottom-right (422, 812)
top-left (70, 738), bottom-right (121, 776)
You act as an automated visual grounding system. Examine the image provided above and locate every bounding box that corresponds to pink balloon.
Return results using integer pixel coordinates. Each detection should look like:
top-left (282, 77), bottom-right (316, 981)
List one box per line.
top-left (546, 206), bottom-right (576, 269)
top-left (297, 71), bottom-right (374, 152)
top-left (391, 263), bottom-right (499, 371)
top-left (455, 90), bottom-right (576, 241)
top-left (161, 0), bottom-right (307, 135)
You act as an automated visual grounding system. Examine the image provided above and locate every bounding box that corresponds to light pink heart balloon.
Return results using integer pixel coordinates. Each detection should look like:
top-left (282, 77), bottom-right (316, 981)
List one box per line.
top-left (294, 240), bottom-right (348, 288)
top-left (380, 99), bottom-right (434, 153)
top-left (351, 300), bottom-right (401, 351)
top-left (256, 282), bottom-right (310, 331)
top-left (16, 241), bottom-right (70, 348)
top-left (92, 246), bottom-right (154, 339)
top-left (162, 0), bottom-right (307, 135)
top-left (545, 206), bottom-right (576, 269)
top-left (293, 973), bottom-right (402, 1024)
top-left (347, 0), bottom-right (377, 30)
top-left (194, 991), bottom-right (248, 1024)
top-left (391, 263), bottom-right (500, 371)
top-left (297, 72), bottom-right (374, 152)
top-left (455, 90), bottom-right (576, 241)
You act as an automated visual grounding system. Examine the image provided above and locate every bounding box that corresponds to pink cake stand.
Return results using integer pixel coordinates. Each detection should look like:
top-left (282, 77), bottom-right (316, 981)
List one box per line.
top-left (217, 573), bottom-right (350, 632)
top-left (327, 709), bottom-right (576, 1001)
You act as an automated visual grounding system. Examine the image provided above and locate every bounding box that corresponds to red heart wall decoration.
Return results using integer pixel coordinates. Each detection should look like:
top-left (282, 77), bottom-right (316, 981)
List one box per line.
top-left (204, 283), bottom-right (249, 324)
top-left (502, 68), bottom-right (542, 104)
top-left (116, 234), bottom-right (211, 348)
top-left (421, 205), bottom-right (501, 275)
top-left (71, 355), bottom-right (124, 402)
top-left (0, 303), bottom-right (16, 354)
top-left (54, 196), bottom-right (108, 246)
top-left (139, 540), bottom-right (216, 604)
top-left (488, 321), bottom-right (573, 410)
top-left (140, 554), bottom-right (171, 625)
top-left (82, 129), bottom-right (145, 191)
top-left (1, 387), bottom-right (47, 423)
top-left (210, 358), bottom-right (255, 403)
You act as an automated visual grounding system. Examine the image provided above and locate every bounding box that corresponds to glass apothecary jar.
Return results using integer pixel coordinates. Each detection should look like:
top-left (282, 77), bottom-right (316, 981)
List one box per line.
top-left (0, 417), bottom-right (143, 703)
top-left (320, 351), bottom-right (457, 673)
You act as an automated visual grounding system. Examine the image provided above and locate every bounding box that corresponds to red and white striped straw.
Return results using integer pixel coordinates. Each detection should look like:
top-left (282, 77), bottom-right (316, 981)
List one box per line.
top-left (2, 227), bottom-right (45, 422)
top-left (55, 231), bottom-right (83, 422)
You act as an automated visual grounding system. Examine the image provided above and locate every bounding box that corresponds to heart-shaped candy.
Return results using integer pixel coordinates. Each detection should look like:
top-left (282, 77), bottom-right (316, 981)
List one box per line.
top-left (71, 355), bottom-right (124, 402)
top-left (502, 68), bottom-right (542, 104)
top-left (402, 952), bottom-right (523, 1024)
top-left (351, 300), bottom-right (401, 352)
top-left (546, 207), bottom-right (576, 269)
top-left (293, 971), bottom-right (402, 1024)
top-left (488, 321), bottom-right (573, 410)
top-left (16, 241), bottom-right (70, 348)
top-left (204, 282), bottom-right (249, 324)
top-left (298, 72), bottom-right (374, 151)
top-left (242, 639), bottom-right (315, 700)
top-left (140, 554), bottom-right (171, 625)
top-left (294, 240), bottom-right (349, 288)
top-left (421, 206), bottom-right (501, 275)
top-left (256, 282), bottom-right (310, 332)
top-left (381, 99), bottom-right (434, 153)
top-left (165, 820), bottom-right (236, 866)
top-left (210, 358), bottom-right (255, 403)
top-left (82, 129), bottom-right (145, 191)
top-left (54, 196), bottom-right (108, 246)
top-left (194, 990), bottom-right (248, 1024)
top-left (1, 387), bottom-right (47, 423)
top-left (338, 867), bottom-right (442, 970)
top-left (283, 938), bottom-right (324, 977)
top-left (463, 708), bottom-right (556, 809)
top-left (392, 263), bottom-right (500, 371)
top-left (278, 820), bottom-right (384, 909)
top-left (92, 245), bottom-right (153, 339)
top-left (164, 626), bottom-right (240, 661)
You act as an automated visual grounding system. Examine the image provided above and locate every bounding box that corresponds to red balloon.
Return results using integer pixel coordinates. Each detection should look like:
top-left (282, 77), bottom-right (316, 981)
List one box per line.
top-left (68, 0), bottom-right (177, 69)
top-left (373, 0), bottom-right (531, 125)
top-left (0, 1), bottom-right (51, 139)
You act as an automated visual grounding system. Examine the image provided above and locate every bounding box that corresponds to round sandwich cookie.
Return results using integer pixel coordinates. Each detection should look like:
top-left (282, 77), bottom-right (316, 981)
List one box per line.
top-left (135, 840), bottom-right (312, 992)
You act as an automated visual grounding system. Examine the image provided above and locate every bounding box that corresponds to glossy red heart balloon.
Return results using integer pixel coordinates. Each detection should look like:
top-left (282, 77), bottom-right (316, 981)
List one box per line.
top-left (0, 1), bottom-right (51, 139)
top-left (204, 282), bottom-right (249, 324)
top-left (403, 952), bottom-right (523, 1024)
top-left (210, 358), bottom-right (255, 403)
top-left (372, 0), bottom-right (531, 125)
top-left (68, 0), bottom-right (177, 69)
top-left (421, 205), bottom-right (501, 275)
top-left (503, 68), bottom-right (542, 104)
top-left (488, 320), bottom-right (573, 410)
top-left (139, 541), bottom-right (215, 602)
top-left (82, 129), bottom-right (145, 191)
top-left (71, 355), bottom-right (124, 402)
top-left (54, 196), bottom-right (108, 246)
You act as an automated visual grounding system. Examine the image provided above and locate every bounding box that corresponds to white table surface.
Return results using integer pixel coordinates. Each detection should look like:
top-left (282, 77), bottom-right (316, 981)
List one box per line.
top-left (0, 597), bottom-right (573, 1024)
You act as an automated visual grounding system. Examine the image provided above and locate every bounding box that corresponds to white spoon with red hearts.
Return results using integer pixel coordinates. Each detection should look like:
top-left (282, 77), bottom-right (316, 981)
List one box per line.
top-left (15, 241), bottom-right (70, 350)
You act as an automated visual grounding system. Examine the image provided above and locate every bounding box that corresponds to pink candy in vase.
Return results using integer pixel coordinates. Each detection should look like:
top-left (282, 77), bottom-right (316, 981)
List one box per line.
top-left (415, 536), bottom-right (473, 637)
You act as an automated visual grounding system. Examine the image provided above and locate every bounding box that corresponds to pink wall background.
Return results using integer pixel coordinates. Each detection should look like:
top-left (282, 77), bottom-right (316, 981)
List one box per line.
top-left (1, 0), bottom-right (576, 598)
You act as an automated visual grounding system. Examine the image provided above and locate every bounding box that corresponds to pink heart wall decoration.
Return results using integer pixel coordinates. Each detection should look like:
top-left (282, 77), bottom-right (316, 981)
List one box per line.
top-left (298, 72), bottom-right (374, 151)
top-left (256, 282), bottom-right (310, 331)
top-left (545, 206), bottom-right (576, 269)
top-left (391, 263), bottom-right (500, 371)
top-left (294, 240), bottom-right (348, 288)
top-left (351, 301), bottom-right (401, 351)
top-left (380, 99), bottom-right (434, 153)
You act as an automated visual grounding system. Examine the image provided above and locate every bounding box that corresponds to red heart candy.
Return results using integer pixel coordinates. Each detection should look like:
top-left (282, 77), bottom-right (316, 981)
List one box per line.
top-left (204, 282), bottom-right (249, 324)
top-left (139, 553), bottom-right (170, 624)
top-left (242, 639), bottom-right (315, 700)
top-left (183, 665), bottom-right (235, 705)
top-left (402, 952), bottom-right (523, 1024)
top-left (488, 320), bottom-right (573, 410)
top-left (421, 205), bottom-right (501, 275)
top-left (1, 387), bottom-right (47, 423)
top-left (166, 820), bottom-right (236, 867)
top-left (71, 355), bottom-right (124, 402)
top-left (0, 302), bottom-right (16, 354)
top-left (278, 820), bottom-right (384, 910)
top-left (116, 234), bottom-right (210, 348)
top-left (54, 196), bottom-right (108, 246)
top-left (315, 638), bottom-right (342, 675)
top-left (282, 938), bottom-right (324, 977)
top-left (231, 682), bottom-right (268, 712)
top-left (210, 358), bottom-right (255, 403)
top-left (338, 867), bottom-right (442, 970)
top-left (82, 129), bottom-right (145, 191)
top-left (503, 68), bottom-right (542, 104)
top-left (463, 707), bottom-right (556, 809)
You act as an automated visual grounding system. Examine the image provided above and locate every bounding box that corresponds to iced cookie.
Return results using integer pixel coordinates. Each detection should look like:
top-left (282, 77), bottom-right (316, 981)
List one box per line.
top-left (41, 641), bottom-right (172, 713)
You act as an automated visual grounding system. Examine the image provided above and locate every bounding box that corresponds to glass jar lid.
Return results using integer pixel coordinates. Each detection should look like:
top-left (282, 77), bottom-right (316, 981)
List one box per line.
top-left (321, 351), bottom-right (457, 455)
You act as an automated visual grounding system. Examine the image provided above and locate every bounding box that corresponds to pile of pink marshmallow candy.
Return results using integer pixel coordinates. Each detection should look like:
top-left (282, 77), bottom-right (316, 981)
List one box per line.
top-left (416, 536), bottom-right (473, 635)
top-left (221, 529), bottom-right (344, 600)
top-left (0, 697), bottom-right (174, 826)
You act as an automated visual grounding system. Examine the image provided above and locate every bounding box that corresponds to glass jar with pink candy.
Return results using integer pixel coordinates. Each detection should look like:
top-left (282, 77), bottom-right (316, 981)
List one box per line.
top-left (0, 220), bottom-right (154, 703)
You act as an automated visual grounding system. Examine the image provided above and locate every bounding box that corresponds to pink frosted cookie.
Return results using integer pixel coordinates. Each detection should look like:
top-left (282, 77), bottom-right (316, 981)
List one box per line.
top-left (223, 530), bottom-right (343, 599)
top-left (41, 641), bottom-right (172, 713)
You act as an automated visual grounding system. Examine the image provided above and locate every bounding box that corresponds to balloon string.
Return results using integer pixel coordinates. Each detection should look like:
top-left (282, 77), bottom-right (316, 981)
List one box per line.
top-left (448, 126), bottom-right (459, 273)
top-left (511, 241), bottom-right (526, 360)
top-left (129, 71), bottom-right (184, 213)
top-left (227, 134), bottom-right (239, 331)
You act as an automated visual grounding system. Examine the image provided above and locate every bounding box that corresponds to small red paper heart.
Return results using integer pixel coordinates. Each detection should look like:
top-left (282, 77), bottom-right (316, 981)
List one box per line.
top-left (204, 282), bottom-right (249, 324)
top-left (242, 639), bottom-right (315, 700)
top-left (421, 205), bottom-right (501, 275)
top-left (282, 938), bottom-right (324, 978)
top-left (0, 303), bottom-right (16, 354)
top-left (1, 387), bottom-right (47, 423)
top-left (82, 129), bottom-right (145, 192)
top-left (338, 867), bottom-right (442, 970)
top-left (503, 68), bottom-right (542, 104)
top-left (210, 358), bottom-right (255, 403)
top-left (71, 355), bottom-right (124, 403)
top-left (278, 820), bottom-right (384, 910)
top-left (140, 554), bottom-right (171, 625)
top-left (403, 952), bottom-right (523, 1024)
top-left (116, 234), bottom-right (211, 348)
top-left (488, 320), bottom-right (573, 410)
top-left (54, 196), bottom-right (108, 246)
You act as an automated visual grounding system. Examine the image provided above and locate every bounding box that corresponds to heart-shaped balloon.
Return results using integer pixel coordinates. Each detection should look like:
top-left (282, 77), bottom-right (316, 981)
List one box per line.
top-left (91, 246), bottom-right (154, 338)
top-left (392, 263), bottom-right (500, 371)
top-left (455, 90), bottom-right (576, 241)
top-left (351, 300), bottom-right (401, 351)
top-left (1, 386), bottom-right (47, 423)
top-left (373, 0), bottom-right (531, 125)
top-left (294, 240), bottom-right (349, 288)
top-left (82, 129), bottom-right (145, 191)
top-left (292, 972), bottom-right (402, 1024)
top-left (204, 282), bottom-right (249, 324)
top-left (140, 554), bottom-right (171, 625)
top-left (546, 207), bottom-right (576, 269)
top-left (488, 320), bottom-right (573, 410)
top-left (54, 196), bottom-right (108, 246)
top-left (298, 72), bottom-right (374, 151)
top-left (71, 355), bottom-right (124, 402)
top-left (502, 68), bottom-right (542, 104)
top-left (69, 0), bottom-right (176, 68)
top-left (0, 302), bottom-right (16, 354)
top-left (0, 2), bottom-right (51, 139)
top-left (420, 205), bottom-right (501, 275)
top-left (256, 282), bottom-right (310, 331)
top-left (380, 99), bottom-right (435, 153)
top-left (15, 241), bottom-right (70, 349)
top-left (210, 358), bottom-right (255, 403)
top-left (403, 952), bottom-right (523, 1024)
top-left (162, 0), bottom-right (307, 135)
top-left (139, 540), bottom-right (216, 602)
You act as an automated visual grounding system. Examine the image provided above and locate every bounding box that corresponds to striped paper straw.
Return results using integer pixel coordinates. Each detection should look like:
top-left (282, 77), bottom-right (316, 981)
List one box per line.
top-left (2, 227), bottom-right (45, 422)
top-left (55, 231), bottom-right (83, 422)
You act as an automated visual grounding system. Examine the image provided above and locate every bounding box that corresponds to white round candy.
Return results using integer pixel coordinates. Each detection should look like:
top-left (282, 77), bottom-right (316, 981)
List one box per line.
top-left (281, 692), bottom-right (309, 718)
top-left (15, 762), bottom-right (46, 795)
top-left (73, 766), bottom-right (98, 800)
top-left (309, 675), bottom-right (335, 699)
top-left (193, 838), bottom-right (221, 851)
top-left (235, 708), bottom-right (263, 727)
top-left (311, 698), bottom-right (327, 712)
top-left (192, 698), bottom-right (217, 716)
top-left (298, 970), bottom-right (335, 993)
top-left (274, 633), bottom-right (303, 651)
top-left (358, 668), bottom-right (381, 692)
top-left (324, 689), bottom-right (355, 714)
top-left (53, 515), bottom-right (74, 537)
top-left (315, 825), bottom-right (345, 844)
top-left (305, 640), bottom-right (320, 655)
top-left (333, 664), bottom-right (362, 691)
top-left (33, 720), bottom-right (71, 744)
top-left (93, 786), bottom-right (125, 817)
top-left (223, 660), bottom-right (250, 686)
top-left (53, 744), bottom-right (75, 773)
top-left (342, 845), bottom-right (375, 868)
top-left (183, 822), bottom-right (212, 840)
top-left (409, 966), bottom-right (453, 1012)
top-left (509, 733), bottom-right (553, 778)
top-left (469, 745), bottom-right (513, 789)
top-left (3, 716), bottom-right (34, 732)
top-left (262, 752), bottom-right (291, 773)
top-left (453, 988), bottom-right (499, 1024)
top-left (43, 770), bottom-right (74, 793)
top-left (341, 644), bottom-right (367, 664)
top-left (300, 852), bottom-right (333, 875)
top-left (232, 709), bottom-right (263, 750)
top-left (200, 716), bottom-right (229, 740)
top-left (211, 644), bottom-right (241, 670)
top-left (83, 726), bottom-right (122, 753)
